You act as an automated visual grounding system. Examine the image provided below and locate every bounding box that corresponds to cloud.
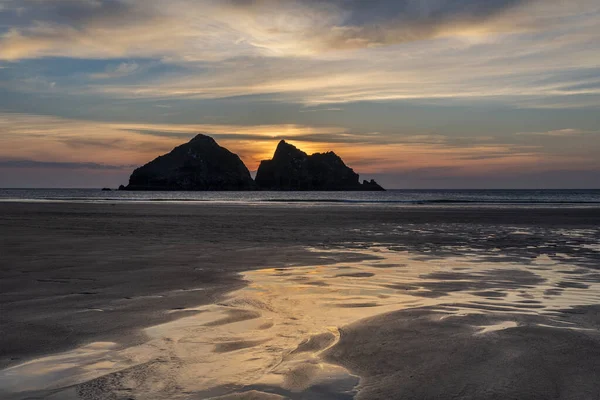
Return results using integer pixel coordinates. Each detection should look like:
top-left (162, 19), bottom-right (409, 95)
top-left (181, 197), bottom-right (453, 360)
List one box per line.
top-left (0, 0), bottom-right (249, 61)
top-left (0, 159), bottom-right (133, 170)
top-left (122, 129), bottom-right (485, 147)
top-left (299, 107), bottom-right (342, 113)
top-left (516, 129), bottom-right (598, 136)
top-left (0, 0), bottom-right (598, 108)
top-left (89, 62), bottom-right (139, 79)
top-left (125, 128), bottom-right (390, 145)
top-left (0, 0), bottom-right (587, 61)
top-left (296, 0), bottom-right (537, 50)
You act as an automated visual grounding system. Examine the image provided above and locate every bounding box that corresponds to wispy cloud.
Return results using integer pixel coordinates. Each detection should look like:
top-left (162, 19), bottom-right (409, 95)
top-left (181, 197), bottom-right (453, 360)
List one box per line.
top-left (516, 129), bottom-right (598, 136)
top-left (0, 0), bottom-right (598, 108)
top-left (89, 62), bottom-right (139, 79)
top-left (0, 159), bottom-right (134, 170)
top-left (0, 0), bottom-right (538, 60)
top-left (299, 107), bottom-right (343, 113)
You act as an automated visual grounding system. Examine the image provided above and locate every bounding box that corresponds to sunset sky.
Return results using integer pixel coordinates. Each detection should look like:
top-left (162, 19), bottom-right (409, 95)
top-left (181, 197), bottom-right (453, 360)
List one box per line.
top-left (0, 0), bottom-right (599, 188)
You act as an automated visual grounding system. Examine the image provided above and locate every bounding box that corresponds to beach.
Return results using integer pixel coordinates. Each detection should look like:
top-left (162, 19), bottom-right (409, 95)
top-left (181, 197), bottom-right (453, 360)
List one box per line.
top-left (1, 202), bottom-right (600, 399)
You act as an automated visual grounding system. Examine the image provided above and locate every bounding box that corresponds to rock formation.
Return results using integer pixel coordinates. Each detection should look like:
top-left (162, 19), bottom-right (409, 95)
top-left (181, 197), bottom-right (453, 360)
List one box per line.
top-left (122, 136), bottom-right (384, 191)
top-left (255, 140), bottom-right (385, 191)
top-left (123, 134), bottom-right (256, 191)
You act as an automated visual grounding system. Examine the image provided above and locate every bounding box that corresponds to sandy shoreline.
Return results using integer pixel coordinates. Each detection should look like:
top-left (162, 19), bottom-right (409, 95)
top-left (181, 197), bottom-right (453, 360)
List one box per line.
top-left (1, 202), bottom-right (600, 399)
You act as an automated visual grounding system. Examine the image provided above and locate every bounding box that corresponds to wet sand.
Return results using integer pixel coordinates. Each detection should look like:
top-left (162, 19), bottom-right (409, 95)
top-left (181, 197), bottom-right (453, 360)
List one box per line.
top-left (1, 202), bottom-right (600, 399)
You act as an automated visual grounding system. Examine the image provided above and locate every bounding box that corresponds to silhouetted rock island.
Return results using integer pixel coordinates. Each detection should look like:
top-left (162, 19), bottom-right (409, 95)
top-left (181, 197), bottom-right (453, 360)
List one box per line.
top-left (124, 134), bottom-right (256, 191)
top-left (122, 135), bottom-right (384, 191)
top-left (255, 140), bottom-right (384, 191)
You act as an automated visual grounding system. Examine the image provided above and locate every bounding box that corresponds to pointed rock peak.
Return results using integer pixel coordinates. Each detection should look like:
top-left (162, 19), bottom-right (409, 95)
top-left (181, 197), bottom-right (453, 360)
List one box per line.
top-left (273, 139), bottom-right (306, 160)
top-left (190, 133), bottom-right (217, 144)
top-left (276, 139), bottom-right (294, 151)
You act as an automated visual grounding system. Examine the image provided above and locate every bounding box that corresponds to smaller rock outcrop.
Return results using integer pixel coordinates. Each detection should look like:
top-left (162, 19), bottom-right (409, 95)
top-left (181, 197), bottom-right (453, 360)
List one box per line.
top-left (255, 140), bottom-right (384, 191)
top-left (362, 179), bottom-right (385, 191)
top-left (124, 134), bottom-right (255, 191)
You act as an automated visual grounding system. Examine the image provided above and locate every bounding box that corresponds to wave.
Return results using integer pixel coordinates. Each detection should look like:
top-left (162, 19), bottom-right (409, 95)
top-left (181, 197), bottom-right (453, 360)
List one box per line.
top-left (3, 197), bottom-right (600, 205)
top-left (262, 199), bottom-right (600, 204)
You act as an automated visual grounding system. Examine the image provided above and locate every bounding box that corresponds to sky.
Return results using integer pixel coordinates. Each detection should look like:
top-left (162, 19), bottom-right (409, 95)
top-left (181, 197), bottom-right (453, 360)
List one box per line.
top-left (0, 0), bottom-right (598, 189)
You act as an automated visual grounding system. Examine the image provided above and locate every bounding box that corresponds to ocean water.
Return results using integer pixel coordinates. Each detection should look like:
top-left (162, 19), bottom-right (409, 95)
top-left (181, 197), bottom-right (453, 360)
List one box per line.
top-left (0, 188), bottom-right (599, 206)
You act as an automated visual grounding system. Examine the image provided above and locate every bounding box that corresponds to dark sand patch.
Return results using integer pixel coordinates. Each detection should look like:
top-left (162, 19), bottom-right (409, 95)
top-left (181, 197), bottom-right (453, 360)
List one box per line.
top-left (291, 276), bottom-right (310, 282)
top-left (335, 272), bottom-right (375, 278)
top-left (258, 321), bottom-right (274, 330)
top-left (203, 309), bottom-right (262, 327)
top-left (367, 263), bottom-right (407, 268)
top-left (385, 283), bottom-right (419, 291)
top-left (518, 292), bottom-right (535, 299)
top-left (544, 288), bottom-right (564, 296)
top-left (415, 269), bottom-right (546, 297)
top-left (334, 302), bottom-right (380, 308)
top-left (326, 308), bottom-right (600, 400)
top-left (471, 290), bottom-right (507, 298)
top-left (214, 340), bottom-right (270, 353)
top-left (471, 301), bottom-right (546, 310)
top-left (558, 281), bottom-right (590, 289)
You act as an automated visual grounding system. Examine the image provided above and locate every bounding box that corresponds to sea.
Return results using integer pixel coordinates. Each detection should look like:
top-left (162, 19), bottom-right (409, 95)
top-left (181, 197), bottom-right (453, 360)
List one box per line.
top-left (1, 189), bottom-right (599, 207)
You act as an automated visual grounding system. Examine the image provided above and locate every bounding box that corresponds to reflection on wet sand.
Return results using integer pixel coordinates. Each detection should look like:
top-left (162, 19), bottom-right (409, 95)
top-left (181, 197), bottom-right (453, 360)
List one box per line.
top-left (2, 247), bottom-right (600, 399)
